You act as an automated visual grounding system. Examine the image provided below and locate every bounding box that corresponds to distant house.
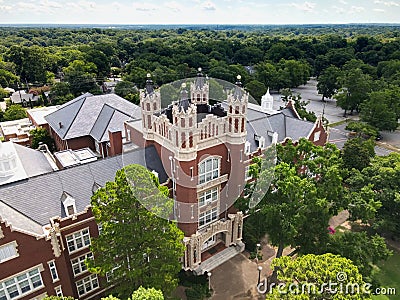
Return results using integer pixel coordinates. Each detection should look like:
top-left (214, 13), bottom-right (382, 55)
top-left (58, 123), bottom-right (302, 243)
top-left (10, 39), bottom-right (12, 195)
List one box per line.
top-left (102, 81), bottom-right (118, 94)
top-left (44, 93), bottom-right (141, 157)
top-left (10, 90), bottom-right (39, 106)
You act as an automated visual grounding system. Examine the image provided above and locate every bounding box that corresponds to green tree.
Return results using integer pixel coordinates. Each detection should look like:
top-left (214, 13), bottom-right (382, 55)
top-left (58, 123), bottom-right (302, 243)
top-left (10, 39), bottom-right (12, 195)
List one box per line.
top-left (317, 65), bottom-right (341, 101)
top-left (342, 137), bottom-right (375, 171)
top-left (345, 121), bottom-right (378, 139)
top-left (63, 60), bottom-right (99, 96)
top-left (360, 88), bottom-right (400, 131)
top-left (245, 80), bottom-right (267, 103)
top-left (265, 253), bottom-right (371, 300)
top-left (346, 153), bottom-right (400, 238)
top-left (250, 139), bottom-right (344, 270)
top-left (30, 127), bottom-right (56, 152)
top-left (50, 82), bottom-right (74, 105)
top-left (130, 286), bottom-right (164, 300)
top-left (335, 68), bottom-right (372, 115)
top-left (326, 232), bottom-right (391, 282)
top-left (114, 81), bottom-right (139, 104)
top-left (88, 165), bottom-right (185, 299)
top-left (3, 104), bottom-right (26, 121)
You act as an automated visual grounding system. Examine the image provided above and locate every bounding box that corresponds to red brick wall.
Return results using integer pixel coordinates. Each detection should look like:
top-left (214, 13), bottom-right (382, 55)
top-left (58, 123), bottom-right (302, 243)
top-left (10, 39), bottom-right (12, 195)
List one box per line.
top-left (0, 222), bottom-right (72, 299)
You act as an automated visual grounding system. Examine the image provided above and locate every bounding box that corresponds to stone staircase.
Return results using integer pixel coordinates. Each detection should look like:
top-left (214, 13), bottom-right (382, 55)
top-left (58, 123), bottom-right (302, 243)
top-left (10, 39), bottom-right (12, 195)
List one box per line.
top-left (194, 242), bottom-right (245, 275)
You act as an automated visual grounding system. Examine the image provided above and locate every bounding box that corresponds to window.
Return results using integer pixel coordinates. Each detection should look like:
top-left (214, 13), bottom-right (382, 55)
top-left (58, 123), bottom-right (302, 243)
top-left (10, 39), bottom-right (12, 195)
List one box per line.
top-left (0, 242), bottom-right (18, 263)
top-left (245, 165), bottom-right (252, 181)
top-left (314, 131), bottom-right (321, 142)
top-left (62, 194), bottom-right (76, 217)
top-left (0, 266), bottom-right (43, 300)
top-left (66, 228), bottom-right (91, 253)
top-left (259, 136), bottom-right (266, 149)
top-left (198, 157), bottom-right (219, 184)
top-left (199, 207), bottom-right (218, 227)
top-left (55, 286), bottom-right (63, 297)
top-left (245, 141), bottom-right (251, 154)
top-left (71, 252), bottom-right (93, 276)
top-left (48, 261), bottom-right (59, 282)
top-left (76, 274), bottom-right (99, 297)
top-left (199, 188), bottom-right (218, 207)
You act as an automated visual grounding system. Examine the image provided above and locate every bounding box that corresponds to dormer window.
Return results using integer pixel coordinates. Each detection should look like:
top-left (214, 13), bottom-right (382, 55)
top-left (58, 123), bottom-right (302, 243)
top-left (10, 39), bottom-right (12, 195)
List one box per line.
top-left (245, 141), bottom-right (251, 155)
top-left (61, 192), bottom-right (77, 217)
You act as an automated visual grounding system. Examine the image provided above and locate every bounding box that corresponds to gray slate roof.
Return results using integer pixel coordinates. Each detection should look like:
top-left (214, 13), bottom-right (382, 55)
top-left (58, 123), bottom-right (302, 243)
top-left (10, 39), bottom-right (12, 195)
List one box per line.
top-left (45, 93), bottom-right (141, 141)
top-left (246, 107), bottom-right (315, 152)
top-left (14, 143), bottom-right (54, 177)
top-left (0, 146), bottom-right (167, 227)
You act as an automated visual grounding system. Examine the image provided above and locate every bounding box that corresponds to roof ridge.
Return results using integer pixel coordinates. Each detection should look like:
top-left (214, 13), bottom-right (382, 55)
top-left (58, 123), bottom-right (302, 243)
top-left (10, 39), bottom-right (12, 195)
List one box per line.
top-left (0, 199), bottom-right (44, 228)
top-left (59, 95), bottom-right (87, 139)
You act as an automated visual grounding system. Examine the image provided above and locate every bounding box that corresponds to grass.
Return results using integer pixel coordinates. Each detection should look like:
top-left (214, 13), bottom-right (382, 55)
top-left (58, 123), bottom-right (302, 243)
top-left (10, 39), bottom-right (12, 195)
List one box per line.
top-left (374, 248), bottom-right (400, 300)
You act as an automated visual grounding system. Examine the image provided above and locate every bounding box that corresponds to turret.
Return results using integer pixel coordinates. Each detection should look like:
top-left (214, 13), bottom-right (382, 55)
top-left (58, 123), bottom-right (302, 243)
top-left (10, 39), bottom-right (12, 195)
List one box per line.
top-left (140, 74), bottom-right (161, 135)
top-left (227, 75), bottom-right (248, 138)
top-left (172, 83), bottom-right (197, 150)
top-left (191, 67), bottom-right (209, 105)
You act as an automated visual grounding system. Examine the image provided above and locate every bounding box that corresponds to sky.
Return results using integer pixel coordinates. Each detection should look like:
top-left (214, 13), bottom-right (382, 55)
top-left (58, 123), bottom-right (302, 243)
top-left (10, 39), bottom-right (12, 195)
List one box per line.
top-left (0, 0), bottom-right (399, 25)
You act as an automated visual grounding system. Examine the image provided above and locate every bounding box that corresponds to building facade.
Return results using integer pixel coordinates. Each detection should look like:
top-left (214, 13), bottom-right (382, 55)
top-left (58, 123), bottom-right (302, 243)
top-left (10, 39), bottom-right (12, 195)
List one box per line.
top-left (125, 72), bottom-right (328, 274)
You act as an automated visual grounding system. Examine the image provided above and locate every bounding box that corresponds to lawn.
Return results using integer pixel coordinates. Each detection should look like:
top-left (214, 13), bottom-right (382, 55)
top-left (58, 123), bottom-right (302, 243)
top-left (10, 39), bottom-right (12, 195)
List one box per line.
top-left (372, 248), bottom-right (400, 300)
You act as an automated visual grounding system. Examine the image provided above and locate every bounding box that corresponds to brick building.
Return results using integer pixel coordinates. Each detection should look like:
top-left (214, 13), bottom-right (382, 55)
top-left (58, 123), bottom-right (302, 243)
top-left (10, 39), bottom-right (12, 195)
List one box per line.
top-left (125, 72), bottom-right (328, 274)
top-left (0, 73), bottom-right (327, 299)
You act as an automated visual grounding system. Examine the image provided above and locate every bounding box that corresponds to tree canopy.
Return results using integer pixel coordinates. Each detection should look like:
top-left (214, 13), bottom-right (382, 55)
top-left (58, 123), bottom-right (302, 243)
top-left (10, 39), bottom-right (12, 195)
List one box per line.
top-left (88, 164), bottom-right (184, 299)
top-left (265, 253), bottom-right (371, 300)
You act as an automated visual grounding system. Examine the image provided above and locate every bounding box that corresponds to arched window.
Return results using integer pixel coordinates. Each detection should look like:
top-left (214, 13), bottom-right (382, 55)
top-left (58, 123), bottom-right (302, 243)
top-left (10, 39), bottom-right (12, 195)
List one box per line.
top-left (198, 157), bottom-right (220, 184)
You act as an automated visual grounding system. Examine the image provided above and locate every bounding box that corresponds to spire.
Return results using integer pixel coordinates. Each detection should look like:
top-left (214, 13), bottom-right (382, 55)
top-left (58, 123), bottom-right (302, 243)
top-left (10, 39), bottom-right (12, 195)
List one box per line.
top-left (261, 87), bottom-right (274, 112)
top-left (145, 73), bottom-right (154, 95)
top-left (178, 83), bottom-right (190, 112)
top-left (195, 67), bottom-right (205, 89)
top-left (233, 75), bottom-right (244, 100)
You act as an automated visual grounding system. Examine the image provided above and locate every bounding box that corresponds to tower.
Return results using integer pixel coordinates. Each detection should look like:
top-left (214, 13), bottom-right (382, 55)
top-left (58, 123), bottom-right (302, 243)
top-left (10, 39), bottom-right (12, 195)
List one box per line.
top-left (227, 75), bottom-right (248, 141)
top-left (140, 74), bottom-right (161, 138)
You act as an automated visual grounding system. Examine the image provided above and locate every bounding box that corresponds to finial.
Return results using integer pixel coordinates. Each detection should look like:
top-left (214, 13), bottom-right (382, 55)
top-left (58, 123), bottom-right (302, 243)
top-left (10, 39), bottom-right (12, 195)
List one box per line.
top-left (182, 83), bottom-right (187, 89)
top-left (198, 67), bottom-right (202, 72)
top-left (147, 73), bottom-right (151, 78)
top-left (235, 75), bottom-right (242, 87)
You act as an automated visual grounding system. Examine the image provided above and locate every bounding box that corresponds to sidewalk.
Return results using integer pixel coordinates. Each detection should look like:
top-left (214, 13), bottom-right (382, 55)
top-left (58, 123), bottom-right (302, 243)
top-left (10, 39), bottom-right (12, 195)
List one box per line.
top-left (209, 243), bottom-right (293, 300)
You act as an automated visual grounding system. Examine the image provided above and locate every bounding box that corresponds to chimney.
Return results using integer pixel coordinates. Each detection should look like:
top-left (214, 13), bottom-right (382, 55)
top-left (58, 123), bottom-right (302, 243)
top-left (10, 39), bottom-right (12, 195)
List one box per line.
top-left (108, 129), bottom-right (122, 157)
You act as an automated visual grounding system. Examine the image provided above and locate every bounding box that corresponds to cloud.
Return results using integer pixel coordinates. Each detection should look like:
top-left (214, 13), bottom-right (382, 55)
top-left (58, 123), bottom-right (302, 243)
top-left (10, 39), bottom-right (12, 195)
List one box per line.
top-left (332, 5), bottom-right (345, 13)
top-left (164, 1), bottom-right (183, 12)
top-left (374, 0), bottom-right (400, 6)
top-left (349, 5), bottom-right (364, 13)
top-left (289, 1), bottom-right (316, 12)
top-left (133, 2), bottom-right (158, 11)
top-left (202, 1), bottom-right (216, 10)
top-left (339, 0), bottom-right (347, 4)
top-left (65, 1), bottom-right (96, 11)
top-left (373, 8), bottom-right (386, 11)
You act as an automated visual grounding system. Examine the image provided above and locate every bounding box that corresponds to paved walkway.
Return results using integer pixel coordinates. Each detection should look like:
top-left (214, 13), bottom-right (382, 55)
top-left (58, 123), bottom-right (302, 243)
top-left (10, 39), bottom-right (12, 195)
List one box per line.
top-left (208, 242), bottom-right (294, 300)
